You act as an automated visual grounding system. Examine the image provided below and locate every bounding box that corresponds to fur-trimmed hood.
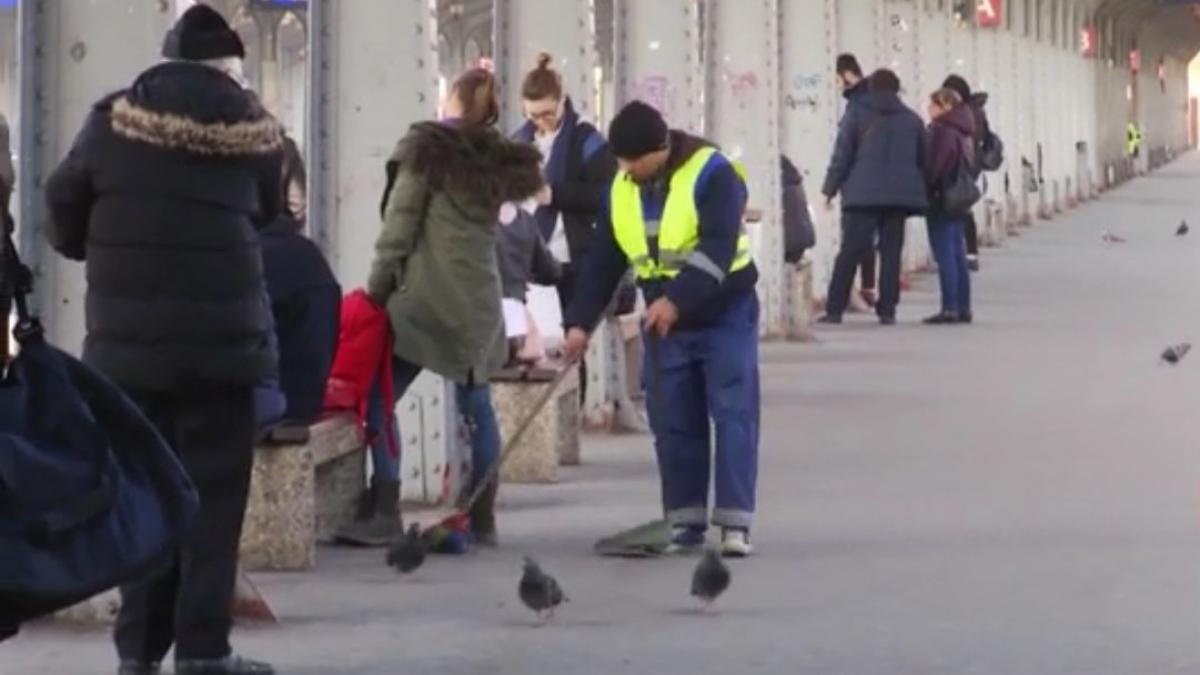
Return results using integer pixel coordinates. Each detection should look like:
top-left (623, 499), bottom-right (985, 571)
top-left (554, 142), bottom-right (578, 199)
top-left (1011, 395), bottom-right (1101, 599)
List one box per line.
top-left (388, 121), bottom-right (543, 212)
top-left (104, 61), bottom-right (282, 157)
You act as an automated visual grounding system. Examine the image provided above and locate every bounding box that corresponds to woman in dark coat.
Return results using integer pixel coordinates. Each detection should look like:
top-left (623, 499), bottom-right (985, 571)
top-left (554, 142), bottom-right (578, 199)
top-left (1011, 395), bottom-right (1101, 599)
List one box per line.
top-left (924, 88), bottom-right (976, 325)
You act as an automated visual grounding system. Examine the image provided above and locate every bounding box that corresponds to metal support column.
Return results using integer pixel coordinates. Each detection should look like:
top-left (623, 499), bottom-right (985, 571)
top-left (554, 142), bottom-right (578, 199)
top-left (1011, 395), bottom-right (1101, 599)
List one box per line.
top-left (612, 0), bottom-right (704, 132)
top-left (493, 0), bottom-right (599, 133)
top-left (308, 0), bottom-right (457, 505)
top-left (778, 0), bottom-right (839, 293)
top-left (704, 0), bottom-right (783, 335)
top-left (17, 0), bottom-right (172, 354)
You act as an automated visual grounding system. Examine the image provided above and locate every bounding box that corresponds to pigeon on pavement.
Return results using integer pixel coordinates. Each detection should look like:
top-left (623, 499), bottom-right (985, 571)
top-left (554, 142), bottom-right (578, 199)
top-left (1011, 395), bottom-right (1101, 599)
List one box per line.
top-left (386, 524), bottom-right (426, 574)
top-left (1161, 343), bottom-right (1192, 366)
top-left (519, 557), bottom-right (567, 623)
top-left (1177, 220), bottom-right (1190, 237)
top-left (690, 549), bottom-right (731, 612)
top-left (1101, 231), bottom-right (1126, 245)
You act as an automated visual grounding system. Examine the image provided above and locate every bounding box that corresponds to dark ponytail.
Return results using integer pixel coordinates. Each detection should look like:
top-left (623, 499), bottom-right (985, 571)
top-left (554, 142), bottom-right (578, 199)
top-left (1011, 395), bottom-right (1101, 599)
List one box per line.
top-left (452, 68), bottom-right (500, 128)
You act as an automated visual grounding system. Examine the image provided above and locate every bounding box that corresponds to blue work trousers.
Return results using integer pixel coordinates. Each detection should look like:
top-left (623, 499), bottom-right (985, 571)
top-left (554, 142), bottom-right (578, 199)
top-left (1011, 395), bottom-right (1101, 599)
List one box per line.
top-left (643, 292), bottom-right (761, 530)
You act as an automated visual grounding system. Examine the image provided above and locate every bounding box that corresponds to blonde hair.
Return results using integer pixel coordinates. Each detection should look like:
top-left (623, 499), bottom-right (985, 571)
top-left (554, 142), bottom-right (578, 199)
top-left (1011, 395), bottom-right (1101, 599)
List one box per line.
top-left (930, 87), bottom-right (963, 109)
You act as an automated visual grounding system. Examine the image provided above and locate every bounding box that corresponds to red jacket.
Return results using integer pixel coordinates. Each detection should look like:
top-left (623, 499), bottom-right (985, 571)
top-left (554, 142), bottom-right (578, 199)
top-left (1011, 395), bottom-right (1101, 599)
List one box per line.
top-left (323, 289), bottom-right (397, 456)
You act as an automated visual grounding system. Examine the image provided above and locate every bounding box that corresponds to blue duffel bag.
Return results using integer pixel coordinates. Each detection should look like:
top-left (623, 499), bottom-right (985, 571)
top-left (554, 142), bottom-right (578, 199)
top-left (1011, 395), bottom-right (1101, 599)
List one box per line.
top-left (0, 236), bottom-right (197, 637)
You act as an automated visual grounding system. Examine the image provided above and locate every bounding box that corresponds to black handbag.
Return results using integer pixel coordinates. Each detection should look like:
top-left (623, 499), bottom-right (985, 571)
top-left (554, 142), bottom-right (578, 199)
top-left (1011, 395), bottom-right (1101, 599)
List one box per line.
top-left (938, 142), bottom-right (983, 217)
top-left (0, 231), bottom-right (198, 637)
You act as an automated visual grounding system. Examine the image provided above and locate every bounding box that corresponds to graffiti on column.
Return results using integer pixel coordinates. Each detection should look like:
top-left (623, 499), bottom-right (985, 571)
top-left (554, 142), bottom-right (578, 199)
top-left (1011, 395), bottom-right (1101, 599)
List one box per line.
top-left (784, 72), bottom-right (820, 113)
top-left (627, 75), bottom-right (673, 119)
top-left (726, 70), bottom-right (760, 109)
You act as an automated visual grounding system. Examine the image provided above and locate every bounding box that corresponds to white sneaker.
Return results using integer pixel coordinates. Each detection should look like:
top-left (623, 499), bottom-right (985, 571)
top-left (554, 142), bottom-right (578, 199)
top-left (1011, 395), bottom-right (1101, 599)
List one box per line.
top-left (720, 529), bottom-right (753, 558)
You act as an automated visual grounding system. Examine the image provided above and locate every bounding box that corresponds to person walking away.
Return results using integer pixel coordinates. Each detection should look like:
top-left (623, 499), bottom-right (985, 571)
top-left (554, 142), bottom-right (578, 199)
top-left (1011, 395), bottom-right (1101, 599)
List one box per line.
top-left (923, 88), bottom-right (976, 325)
top-left (562, 101), bottom-right (760, 558)
top-left (335, 68), bottom-right (543, 548)
top-left (817, 69), bottom-right (929, 325)
top-left (942, 74), bottom-right (993, 272)
top-left (834, 54), bottom-right (877, 307)
top-left (44, 5), bottom-right (282, 674)
top-left (256, 136), bottom-right (340, 426)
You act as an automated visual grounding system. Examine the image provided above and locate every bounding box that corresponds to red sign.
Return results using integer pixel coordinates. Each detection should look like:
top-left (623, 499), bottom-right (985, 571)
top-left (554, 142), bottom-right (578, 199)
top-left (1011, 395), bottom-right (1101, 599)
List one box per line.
top-left (976, 0), bottom-right (1001, 28)
top-left (1080, 25), bottom-right (1096, 57)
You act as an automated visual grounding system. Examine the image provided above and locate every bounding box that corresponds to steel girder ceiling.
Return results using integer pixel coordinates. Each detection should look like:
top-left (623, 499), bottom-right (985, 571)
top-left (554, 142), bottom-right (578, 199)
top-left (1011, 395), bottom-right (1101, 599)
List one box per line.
top-left (1091, 0), bottom-right (1200, 60)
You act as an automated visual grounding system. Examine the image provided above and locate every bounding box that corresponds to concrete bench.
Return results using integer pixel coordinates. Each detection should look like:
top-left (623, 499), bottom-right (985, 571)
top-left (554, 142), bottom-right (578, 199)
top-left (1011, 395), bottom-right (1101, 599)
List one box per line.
top-left (785, 258), bottom-right (816, 342)
top-left (238, 415), bottom-right (366, 571)
top-left (492, 366), bottom-right (580, 483)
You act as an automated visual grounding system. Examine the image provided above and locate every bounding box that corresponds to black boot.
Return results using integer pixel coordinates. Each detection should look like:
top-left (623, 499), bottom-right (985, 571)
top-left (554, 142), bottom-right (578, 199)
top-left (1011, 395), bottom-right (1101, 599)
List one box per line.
top-left (351, 482), bottom-right (375, 523)
top-left (334, 476), bottom-right (403, 547)
top-left (469, 480), bottom-right (499, 547)
top-left (176, 654), bottom-right (273, 675)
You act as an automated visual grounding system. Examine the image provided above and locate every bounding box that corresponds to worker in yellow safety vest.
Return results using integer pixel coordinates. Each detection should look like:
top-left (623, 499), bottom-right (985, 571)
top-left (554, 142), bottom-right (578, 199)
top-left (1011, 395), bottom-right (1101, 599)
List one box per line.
top-left (1127, 122), bottom-right (1144, 158)
top-left (561, 101), bottom-right (760, 558)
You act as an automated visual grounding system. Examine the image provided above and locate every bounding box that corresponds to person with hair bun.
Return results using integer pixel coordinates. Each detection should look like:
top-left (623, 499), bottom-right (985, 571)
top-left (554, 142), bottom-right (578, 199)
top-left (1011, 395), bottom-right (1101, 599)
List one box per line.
top-left (335, 68), bottom-right (544, 548)
top-left (513, 51), bottom-right (618, 294)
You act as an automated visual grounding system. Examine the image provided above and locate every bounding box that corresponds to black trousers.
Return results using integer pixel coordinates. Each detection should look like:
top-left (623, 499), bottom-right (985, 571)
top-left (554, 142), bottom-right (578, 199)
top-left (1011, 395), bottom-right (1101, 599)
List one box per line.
top-left (826, 209), bottom-right (907, 319)
top-left (964, 212), bottom-right (979, 256)
top-left (115, 386), bottom-right (255, 662)
top-left (858, 246), bottom-right (877, 291)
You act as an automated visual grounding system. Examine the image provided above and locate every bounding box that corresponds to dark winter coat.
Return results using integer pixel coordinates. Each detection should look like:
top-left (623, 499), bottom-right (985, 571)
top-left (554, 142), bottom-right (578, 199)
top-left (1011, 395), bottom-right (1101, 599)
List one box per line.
top-left (512, 97), bottom-right (616, 262)
top-left (368, 121), bottom-right (543, 385)
top-left (45, 61), bottom-right (284, 392)
top-left (927, 104), bottom-right (977, 188)
top-left (496, 206), bottom-right (561, 303)
top-left (0, 112), bottom-right (12, 214)
top-left (261, 216), bottom-right (341, 423)
top-left (822, 90), bottom-right (929, 215)
top-left (964, 92), bottom-right (991, 175)
top-left (926, 103), bottom-right (977, 217)
top-left (781, 155), bottom-right (816, 263)
top-left (565, 131), bottom-right (756, 333)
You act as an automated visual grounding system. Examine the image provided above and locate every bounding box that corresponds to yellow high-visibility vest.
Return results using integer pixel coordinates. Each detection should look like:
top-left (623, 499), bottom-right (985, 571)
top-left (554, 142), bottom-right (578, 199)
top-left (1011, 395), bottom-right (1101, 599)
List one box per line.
top-left (610, 147), bottom-right (751, 282)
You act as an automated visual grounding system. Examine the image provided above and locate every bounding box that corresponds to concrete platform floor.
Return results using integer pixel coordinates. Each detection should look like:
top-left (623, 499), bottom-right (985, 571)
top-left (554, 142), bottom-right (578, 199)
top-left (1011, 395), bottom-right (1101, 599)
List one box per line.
top-left (8, 158), bottom-right (1200, 674)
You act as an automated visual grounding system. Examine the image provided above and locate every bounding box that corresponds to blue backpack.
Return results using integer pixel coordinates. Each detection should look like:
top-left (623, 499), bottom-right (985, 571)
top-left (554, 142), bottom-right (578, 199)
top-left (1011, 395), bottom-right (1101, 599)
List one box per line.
top-left (0, 233), bottom-right (197, 637)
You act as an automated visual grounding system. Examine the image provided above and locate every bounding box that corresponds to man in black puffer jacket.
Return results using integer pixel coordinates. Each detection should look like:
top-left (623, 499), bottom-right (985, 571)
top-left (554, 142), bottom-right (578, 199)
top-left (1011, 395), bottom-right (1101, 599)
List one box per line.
top-left (44, 5), bottom-right (281, 675)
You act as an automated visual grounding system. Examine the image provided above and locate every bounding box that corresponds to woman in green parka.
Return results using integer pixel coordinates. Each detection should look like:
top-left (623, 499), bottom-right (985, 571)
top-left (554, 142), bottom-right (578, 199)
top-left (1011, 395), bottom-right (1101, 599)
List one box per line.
top-left (336, 68), bottom-right (544, 548)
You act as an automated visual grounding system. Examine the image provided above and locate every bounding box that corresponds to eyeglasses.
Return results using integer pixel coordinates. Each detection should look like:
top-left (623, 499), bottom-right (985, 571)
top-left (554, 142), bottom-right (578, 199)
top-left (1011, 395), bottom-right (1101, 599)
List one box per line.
top-left (525, 109), bottom-right (558, 122)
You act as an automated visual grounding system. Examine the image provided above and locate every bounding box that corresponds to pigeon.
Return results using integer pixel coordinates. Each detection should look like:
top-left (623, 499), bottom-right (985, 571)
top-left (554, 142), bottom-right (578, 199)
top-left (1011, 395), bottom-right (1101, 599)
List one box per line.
top-left (1177, 220), bottom-right (1190, 237)
top-left (1101, 231), bottom-right (1126, 245)
top-left (385, 524), bottom-right (426, 574)
top-left (690, 549), bottom-right (731, 612)
top-left (1161, 343), bottom-right (1192, 366)
top-left (518, 557), bottom-right (567, 623)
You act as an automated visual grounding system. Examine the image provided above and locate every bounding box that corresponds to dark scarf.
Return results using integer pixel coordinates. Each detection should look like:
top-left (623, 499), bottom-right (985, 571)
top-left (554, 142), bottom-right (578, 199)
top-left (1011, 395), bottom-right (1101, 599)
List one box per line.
top-left (514, 97), bottom-right (581, 240)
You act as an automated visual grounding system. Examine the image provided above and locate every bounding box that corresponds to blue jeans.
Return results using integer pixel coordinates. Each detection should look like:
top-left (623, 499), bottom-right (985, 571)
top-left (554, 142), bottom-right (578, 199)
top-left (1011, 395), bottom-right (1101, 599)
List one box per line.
top-left (643, 292), bottom-right (761, 531)
top-left (926, 216), bottom-right (972, 315)
top-left (364, 357), bottom-right (501, 494)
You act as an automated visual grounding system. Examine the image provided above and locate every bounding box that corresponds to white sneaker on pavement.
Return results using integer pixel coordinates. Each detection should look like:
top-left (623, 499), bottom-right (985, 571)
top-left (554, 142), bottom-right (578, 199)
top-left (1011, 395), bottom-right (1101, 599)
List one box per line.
top-left (720, 528), bottom-right (753, 558)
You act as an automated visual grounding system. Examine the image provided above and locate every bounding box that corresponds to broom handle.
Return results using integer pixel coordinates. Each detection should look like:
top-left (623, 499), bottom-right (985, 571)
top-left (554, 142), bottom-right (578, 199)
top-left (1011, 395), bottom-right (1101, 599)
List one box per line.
top-left (456, 365), bottom-right (574, 512)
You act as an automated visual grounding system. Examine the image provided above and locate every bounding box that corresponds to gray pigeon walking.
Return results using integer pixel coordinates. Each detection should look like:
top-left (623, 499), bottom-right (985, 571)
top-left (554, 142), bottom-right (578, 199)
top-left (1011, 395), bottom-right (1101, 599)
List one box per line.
top-left (385, 524), bottom-right (426, 574)
top-left (1161, 343), bottom-right (1192, 366)
top-left (690, 549), bottom-right (731, 612)
top-left (1177, 220), bottom-right (1190, 237)
top-left (519, 557), bottom-right (567, 623)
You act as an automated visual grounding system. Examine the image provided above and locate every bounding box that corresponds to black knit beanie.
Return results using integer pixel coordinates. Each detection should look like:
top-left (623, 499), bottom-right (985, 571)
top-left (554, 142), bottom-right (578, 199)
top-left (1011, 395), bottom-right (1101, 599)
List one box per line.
top-left (608, 101), bottom-right (670, 160)
top-left (162, 4), bottom-right (246, 61)
top-left (942, 75), bottom-right (971, 102)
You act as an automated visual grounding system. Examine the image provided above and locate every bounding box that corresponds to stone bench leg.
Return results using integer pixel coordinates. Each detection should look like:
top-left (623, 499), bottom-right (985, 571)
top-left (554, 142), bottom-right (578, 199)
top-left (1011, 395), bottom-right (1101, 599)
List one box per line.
top-left (494, 371), bottom-right (581, 483)
top-left (239, 445), bottom-right (318, 571)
